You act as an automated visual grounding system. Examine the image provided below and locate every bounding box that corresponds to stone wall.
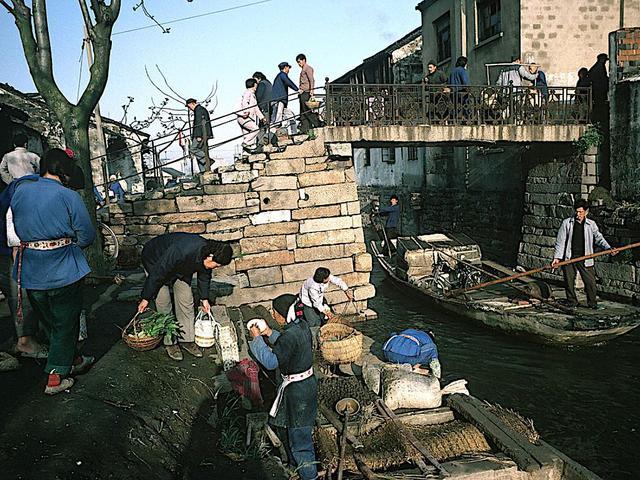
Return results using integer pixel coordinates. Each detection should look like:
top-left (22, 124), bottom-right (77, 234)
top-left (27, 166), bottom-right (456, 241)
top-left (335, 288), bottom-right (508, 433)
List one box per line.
top-left (104, 134), bottom-right (375, 313)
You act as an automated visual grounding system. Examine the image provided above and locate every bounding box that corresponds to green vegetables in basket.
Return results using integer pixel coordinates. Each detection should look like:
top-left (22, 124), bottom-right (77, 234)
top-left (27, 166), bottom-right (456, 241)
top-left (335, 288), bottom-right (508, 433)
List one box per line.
top-left (138, 312), bottom-right (181, 338)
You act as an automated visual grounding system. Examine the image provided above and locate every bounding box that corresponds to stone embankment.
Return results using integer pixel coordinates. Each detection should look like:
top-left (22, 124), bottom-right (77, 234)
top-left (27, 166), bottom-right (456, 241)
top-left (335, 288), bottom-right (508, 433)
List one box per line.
top-left (517, 149), bottom-right (640, 302)
top-left (103, 132), bottom-right (376, 314)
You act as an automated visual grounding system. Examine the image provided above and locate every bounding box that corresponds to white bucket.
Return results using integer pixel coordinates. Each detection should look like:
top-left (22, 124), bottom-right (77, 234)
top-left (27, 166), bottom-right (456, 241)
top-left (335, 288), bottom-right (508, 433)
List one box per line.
top-left (195, 310), bottom-right (219, 348)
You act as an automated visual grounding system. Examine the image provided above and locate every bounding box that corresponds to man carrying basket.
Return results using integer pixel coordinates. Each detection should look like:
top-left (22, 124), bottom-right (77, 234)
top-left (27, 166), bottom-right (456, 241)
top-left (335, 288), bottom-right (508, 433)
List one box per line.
top-left (137, 233), bottom-right (232, 361)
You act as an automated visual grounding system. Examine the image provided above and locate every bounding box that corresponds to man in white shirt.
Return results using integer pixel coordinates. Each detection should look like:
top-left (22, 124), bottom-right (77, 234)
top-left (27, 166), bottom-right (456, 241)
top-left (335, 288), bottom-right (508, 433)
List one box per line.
top-left (0, 133), bottom-right (40, 185)
top-left (299, 267), bottom-right (353, 327)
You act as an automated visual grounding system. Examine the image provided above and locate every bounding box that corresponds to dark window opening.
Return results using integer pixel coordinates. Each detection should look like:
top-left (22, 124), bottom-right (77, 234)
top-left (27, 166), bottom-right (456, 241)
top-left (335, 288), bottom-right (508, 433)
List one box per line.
top-left (408, 146), bottom-right (418, 162)
top-left (363, 148), bottom-right (371, 166)
top-left (477, 0), bottom-right (501, 42)
top-left (434, 12), bottom-right (451, 62)
top-left (382, 147), bottom-right (396, 164)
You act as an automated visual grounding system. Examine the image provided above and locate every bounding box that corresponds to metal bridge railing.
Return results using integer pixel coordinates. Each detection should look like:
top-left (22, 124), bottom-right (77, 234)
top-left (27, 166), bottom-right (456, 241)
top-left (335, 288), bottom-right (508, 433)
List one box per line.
top-left (324, 84), bottom-right (592, 127)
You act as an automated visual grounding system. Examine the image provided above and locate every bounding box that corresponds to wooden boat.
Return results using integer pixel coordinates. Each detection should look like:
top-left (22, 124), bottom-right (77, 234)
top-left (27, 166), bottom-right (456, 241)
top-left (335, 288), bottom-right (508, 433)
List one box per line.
top-left (371, 233), bottom-right (640, 345)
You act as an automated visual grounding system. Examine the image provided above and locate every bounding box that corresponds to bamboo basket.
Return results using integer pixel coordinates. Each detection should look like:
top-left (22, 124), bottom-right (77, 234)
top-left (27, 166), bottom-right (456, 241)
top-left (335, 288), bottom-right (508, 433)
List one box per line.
top-left (122, 311), bottom-right (163, 352)
top-left (306, 99), bottom-right (321, 109)
top-left (319, 323), bottom-right (363, 364)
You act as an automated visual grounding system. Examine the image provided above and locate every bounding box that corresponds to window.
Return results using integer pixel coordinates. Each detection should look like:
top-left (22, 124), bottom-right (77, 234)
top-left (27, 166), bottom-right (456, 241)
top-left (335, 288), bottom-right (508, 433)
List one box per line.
top-left (407, 146), bottom-right (418, 162)
top-left (363, 148), bottom-right (371, 167)
top-left (477, 0), bottom-right (501, 42)
top-left (434, 12), bottom-right (451, 62)
top-left (382, 147), bottom-right (396, 164)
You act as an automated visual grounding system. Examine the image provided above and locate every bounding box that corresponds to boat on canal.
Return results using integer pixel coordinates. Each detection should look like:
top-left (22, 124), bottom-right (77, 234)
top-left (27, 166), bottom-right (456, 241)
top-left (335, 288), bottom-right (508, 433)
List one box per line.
top-left (370, 232), bottom-right (640, 345)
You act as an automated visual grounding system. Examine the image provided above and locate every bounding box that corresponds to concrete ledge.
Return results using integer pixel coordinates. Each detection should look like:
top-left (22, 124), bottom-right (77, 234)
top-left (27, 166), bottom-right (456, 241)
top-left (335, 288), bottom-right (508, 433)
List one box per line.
top-left (322, 124), bottom-right (589, 144)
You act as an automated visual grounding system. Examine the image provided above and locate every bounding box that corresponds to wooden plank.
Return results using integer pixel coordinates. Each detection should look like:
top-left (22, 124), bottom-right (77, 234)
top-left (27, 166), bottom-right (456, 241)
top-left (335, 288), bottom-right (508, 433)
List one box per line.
top-left (318, 404), bottom-right (364, 450)
top-left (538, 440), bottom-right (603, 480)
top-left (447, 394), bottom-right (564, 473)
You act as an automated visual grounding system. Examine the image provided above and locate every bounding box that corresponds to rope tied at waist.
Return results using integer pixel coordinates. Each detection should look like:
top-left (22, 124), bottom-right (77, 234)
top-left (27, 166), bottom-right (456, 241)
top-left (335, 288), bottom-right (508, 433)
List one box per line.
top-left (16, 238), bottom-right (73, 323)
top-left (269, 366), bottom-right (314, 417)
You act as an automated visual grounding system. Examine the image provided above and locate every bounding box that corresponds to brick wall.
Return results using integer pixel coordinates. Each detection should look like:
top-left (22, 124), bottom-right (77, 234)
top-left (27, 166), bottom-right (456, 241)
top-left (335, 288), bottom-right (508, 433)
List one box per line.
top-left (103, 135), bottom-right (375, 313)
top-left (611, 27), bottom-right (640, 81)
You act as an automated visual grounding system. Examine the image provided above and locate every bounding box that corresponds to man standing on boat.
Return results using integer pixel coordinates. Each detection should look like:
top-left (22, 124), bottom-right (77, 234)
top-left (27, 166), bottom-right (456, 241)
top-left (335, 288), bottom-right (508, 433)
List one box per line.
top-left (552, 199), bottom-right (617, 309)
top-left (376, 194), bottom-right (400, 252)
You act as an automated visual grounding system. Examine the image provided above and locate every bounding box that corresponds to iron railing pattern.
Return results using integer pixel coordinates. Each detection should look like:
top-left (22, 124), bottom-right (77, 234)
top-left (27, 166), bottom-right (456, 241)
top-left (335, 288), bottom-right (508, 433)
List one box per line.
top-left (324, 84), bottom-right (591, 127)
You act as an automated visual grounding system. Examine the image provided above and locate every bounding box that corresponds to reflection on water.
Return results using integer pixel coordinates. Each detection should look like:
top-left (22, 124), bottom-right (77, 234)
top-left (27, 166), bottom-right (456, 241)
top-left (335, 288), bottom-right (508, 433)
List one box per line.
top-left (362, 263), bottom-right (640, 479)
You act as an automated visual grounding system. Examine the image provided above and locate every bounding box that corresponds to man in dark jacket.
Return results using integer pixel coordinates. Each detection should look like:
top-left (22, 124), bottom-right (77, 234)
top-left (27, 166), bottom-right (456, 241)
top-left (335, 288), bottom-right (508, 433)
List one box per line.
top-left (425, 60), bottom-right (447, 86)
top-left (137, 233), bottom-right (232, 360)
top-left (271, 62), bottom-right (299, 135)
top-left (253, 71), bottom-right (273, 121)
top-left (588, 53), bottom-right (609, 123)
top-left (186, 98), bottom-right (213, 173)
top-left (249, 294), bottom-right (317, 480)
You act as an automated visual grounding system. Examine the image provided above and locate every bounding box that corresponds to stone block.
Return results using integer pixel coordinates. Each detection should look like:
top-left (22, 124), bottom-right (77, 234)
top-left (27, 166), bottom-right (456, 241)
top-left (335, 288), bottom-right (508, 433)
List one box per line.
top-left (249, 210), bottom-right (291, 225)
top-left (168, 223), bottom-right (206, 234)
top-left (148, 212), bottom-right (218, 224)
top-left (108, 203), bottom-right (132, 215)
top-left (234, 162), bottom-right (251, 171)
top-left (234, 250), bottom-right (295, 271)
top-left (326, 143), bottom-right (352, 157)
top-left (244, 221), bottom-right (299, 237)
top-left (246, 198), bottom-right (260, 207)
top-left (259, 190), bottom-right (299, 211)
top-left (344, 167), bottom-right (356, 183)
top-left (354, 253), bottom-right (372, 272)
top-left (217, 206), bottom-right (260, 218)
top-left (207, 218), bottom-right (251, 233)
top-left (304, 163), bottom-right (327, 173)
top-left (286, 234), bottom-right (296, 250)
top-left (298, 170), bottom-right (344, 187)
top-left (353, 284), bottom-right (376, 301)
top-left (595, 263), bottom-right (636, 282)
top-left (299, 216), bottom-right (353, 234)
top-left (297, 228), bottom-right (357, 247)
top-left (268, 138), bottom-right (326, 160)
top-left (247, 266), bottom-right (283, 287)
top-left (291, 205), bottom-right (341, 220)
top-left (298, 183), bottom-right (358, 207)
top-left (352, 215), bottom-right (362, 228)
top-left (336, 271), bottom-right (370, 287)
top-left (305, 155), bottom-right (329, 165)
top-left (264, 158), bottom-right (305, 175)
top-left (251, 176), bottom-right (298, 191)
top-left (203, 230), bottom-right (244, 242)
top-left (220, 170), bottom-right (258, 184)
top-left (204, 183), bottom-right (249, 194)
top-left (281, 257), bottom-right (353, 283)
top-left (294, 245), bottom-right (350, 263)
top-left (133, 199), bottom-right (177, 215)
top-left (215, 281), bottom-right (301, 306)
top-left (127, 224), bottom-right (167, 235)
top-left (240, 235), bottom-right (288, 254)
top-left (176, 193), bottom-right (246, 212)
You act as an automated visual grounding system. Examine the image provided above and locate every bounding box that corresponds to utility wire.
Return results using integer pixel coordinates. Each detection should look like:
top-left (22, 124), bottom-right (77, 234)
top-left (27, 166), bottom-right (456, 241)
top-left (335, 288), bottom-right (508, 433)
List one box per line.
top-left (113, 0), bottom-right (273, 36)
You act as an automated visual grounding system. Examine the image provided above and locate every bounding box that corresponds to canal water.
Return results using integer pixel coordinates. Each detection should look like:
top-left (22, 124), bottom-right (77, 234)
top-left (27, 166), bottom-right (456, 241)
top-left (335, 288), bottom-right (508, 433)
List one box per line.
top-left (361, 262), bottom-right (640, 480)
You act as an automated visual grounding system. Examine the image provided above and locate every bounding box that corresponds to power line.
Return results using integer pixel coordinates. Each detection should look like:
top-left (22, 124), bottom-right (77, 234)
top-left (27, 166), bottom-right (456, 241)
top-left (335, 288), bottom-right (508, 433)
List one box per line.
top-left (113, 0), bottom-right (273, 36)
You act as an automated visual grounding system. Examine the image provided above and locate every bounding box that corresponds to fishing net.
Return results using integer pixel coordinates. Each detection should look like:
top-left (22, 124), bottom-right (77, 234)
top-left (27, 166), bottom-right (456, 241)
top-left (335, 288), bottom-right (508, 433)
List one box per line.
top-left (314, 419), bottom-right (491, 472)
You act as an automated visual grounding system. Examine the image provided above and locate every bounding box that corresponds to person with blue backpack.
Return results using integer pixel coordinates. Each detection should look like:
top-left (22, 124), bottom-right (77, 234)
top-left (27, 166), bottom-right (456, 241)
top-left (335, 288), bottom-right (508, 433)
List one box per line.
top-left (382, 328), bottom-right (441, 379)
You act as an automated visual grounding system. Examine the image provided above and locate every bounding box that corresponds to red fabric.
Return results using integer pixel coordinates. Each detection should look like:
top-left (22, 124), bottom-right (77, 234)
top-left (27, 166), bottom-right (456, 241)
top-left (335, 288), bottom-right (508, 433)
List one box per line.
top-left (64, 148), bottom-right (74, 158)
top-left (226, 359), bottom-right (263, 406)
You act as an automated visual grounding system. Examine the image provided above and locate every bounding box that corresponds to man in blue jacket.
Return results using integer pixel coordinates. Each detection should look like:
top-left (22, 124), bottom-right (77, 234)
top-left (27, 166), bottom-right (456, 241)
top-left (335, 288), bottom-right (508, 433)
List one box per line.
top-left (137, 234), bottom-right (233, 361)
top-left (552, 199), bottom-right (617, 309)
top-left (9, 149), bottom-right (96, 395)
top-left (271, 62), bottom-right (299, 135)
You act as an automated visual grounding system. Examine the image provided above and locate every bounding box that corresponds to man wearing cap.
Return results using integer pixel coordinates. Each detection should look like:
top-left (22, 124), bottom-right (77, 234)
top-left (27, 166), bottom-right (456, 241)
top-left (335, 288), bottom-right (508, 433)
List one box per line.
top-left (248, 294), bottom-right (317, 480)
top-left (271, 62), bottom-right (299, 136)
top-left (185, 98), bottom-right (213, 173)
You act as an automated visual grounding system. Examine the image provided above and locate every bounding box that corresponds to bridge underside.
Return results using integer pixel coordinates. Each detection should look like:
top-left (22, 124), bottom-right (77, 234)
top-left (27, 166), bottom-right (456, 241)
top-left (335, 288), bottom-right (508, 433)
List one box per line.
top-left (322, 124), bottom-right (588, 145)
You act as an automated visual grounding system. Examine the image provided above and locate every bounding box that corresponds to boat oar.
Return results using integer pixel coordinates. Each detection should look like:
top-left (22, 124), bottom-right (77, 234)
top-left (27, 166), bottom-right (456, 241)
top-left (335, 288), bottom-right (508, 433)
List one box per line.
top-left (446, 241), bottom-right (640, 298)
top-left (418, 238), bottom-right (575, 314)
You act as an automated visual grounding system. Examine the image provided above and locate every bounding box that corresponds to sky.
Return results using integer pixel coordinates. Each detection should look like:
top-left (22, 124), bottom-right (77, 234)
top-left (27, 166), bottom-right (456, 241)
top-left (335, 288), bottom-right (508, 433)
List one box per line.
top-left (0, 0), bottom-right (423, 164)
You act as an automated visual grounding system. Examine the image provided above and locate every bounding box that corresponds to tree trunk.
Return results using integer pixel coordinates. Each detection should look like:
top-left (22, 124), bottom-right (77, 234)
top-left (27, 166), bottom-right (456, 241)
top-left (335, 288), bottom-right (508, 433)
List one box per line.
top-left (65, 110), bottom-right (108, 275)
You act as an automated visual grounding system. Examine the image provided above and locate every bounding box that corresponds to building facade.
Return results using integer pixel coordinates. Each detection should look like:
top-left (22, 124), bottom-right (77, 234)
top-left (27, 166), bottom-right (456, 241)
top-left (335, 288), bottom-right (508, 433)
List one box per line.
top-left (417, 0), bottom-right (640, 85)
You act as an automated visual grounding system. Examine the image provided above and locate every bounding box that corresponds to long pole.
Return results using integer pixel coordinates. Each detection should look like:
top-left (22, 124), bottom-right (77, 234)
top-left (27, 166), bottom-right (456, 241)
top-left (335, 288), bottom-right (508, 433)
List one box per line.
top-left (418, 238), bottom-right (575, 314)
top-left (84, 28), bottom-right (109, 191)
top-left (447, 241), bottom-right (640, 298)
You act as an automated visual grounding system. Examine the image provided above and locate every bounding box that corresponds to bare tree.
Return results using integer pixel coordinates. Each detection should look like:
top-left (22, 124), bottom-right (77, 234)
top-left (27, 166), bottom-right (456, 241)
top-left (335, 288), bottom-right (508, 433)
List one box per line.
top-left (0, 0), bottom-right (122, 270)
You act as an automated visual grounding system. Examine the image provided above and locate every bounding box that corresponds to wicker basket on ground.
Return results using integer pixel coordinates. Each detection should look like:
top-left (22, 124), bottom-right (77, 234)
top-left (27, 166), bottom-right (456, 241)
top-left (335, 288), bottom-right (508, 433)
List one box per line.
top-left (319, 323), bottom-right (363, 364)
top-left (122, 311), bottom-right (163, 352)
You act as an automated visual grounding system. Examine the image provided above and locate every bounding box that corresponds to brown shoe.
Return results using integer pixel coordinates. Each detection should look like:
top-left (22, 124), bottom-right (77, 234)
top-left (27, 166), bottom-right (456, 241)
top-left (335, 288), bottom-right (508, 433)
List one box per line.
top-left (165, 344), bottom-right (183, 361)
top-left (181, 342), bottom-right (203, 358)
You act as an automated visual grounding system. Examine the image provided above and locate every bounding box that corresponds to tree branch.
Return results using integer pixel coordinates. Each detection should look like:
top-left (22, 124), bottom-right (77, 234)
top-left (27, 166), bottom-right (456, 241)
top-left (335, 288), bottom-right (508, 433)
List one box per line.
top-left (32, 0), bottom-right (53, 72)
top-left (155, 65), bottom-right (186, 102)
top-left (0, 0), bottom-right (15, 15)
top-left (145, 65), bottom-right (185, 104)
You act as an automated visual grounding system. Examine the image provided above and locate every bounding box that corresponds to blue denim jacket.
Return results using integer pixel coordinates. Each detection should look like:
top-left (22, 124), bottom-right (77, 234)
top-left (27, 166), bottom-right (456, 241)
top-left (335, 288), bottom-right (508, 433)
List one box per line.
top-left (554, 216), bottom-right (611, 267)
